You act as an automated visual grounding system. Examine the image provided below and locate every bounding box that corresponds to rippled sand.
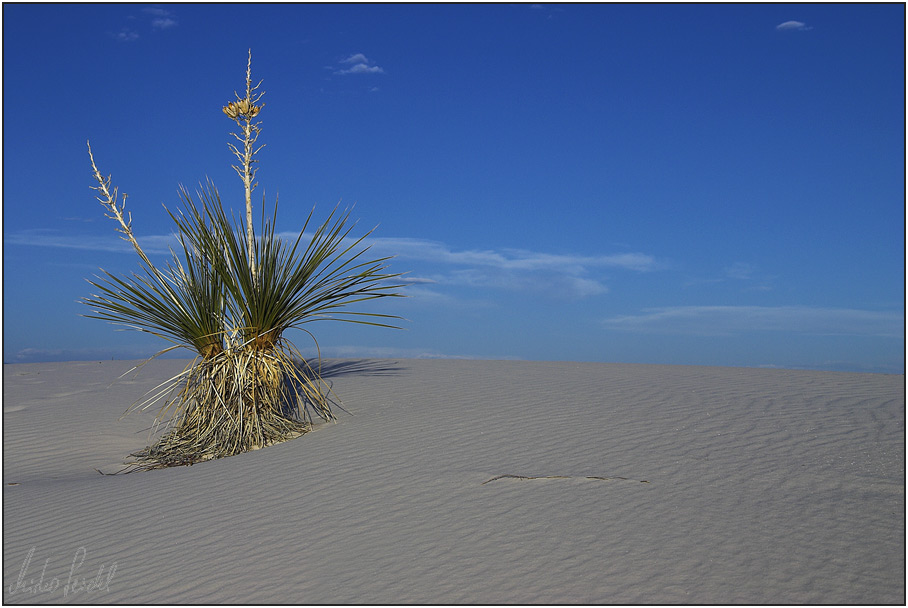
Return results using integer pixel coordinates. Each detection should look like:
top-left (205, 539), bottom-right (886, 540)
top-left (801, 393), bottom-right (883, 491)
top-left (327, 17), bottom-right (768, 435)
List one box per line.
top-left (3, 359), bottom-right (904, 603)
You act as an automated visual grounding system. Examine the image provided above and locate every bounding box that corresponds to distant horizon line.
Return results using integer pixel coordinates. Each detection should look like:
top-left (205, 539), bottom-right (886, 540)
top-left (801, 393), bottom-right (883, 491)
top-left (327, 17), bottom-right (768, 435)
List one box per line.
top-left (5, 350), bottom-right (903, 376)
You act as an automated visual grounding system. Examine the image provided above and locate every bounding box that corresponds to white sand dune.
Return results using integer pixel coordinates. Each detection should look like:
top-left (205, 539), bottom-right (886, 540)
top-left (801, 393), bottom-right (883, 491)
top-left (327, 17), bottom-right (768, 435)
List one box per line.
top-left (3, 358), bottom-right (904, 604)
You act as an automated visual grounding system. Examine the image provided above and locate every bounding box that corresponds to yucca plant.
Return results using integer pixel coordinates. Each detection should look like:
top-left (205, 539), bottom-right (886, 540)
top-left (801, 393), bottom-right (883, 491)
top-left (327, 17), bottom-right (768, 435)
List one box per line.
top-left (84, 51), bottom-right (403, 470)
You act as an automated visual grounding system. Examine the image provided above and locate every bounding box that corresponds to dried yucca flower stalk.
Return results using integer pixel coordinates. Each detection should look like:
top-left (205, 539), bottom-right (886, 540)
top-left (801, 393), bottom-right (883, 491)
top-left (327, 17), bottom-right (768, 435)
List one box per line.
top-left (224, 49), bottom-right (265, 287)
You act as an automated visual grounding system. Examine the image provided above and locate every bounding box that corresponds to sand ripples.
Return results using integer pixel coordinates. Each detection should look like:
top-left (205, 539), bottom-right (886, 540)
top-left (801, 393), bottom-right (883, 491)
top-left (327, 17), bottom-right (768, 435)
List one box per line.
top-left (3, 359), bottom-right (903, 603)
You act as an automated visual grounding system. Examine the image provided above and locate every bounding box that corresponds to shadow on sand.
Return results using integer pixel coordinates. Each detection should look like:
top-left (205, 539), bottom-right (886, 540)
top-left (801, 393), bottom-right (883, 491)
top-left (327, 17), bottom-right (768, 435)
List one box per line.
top-left (303, 358), bottom-right (406, 379)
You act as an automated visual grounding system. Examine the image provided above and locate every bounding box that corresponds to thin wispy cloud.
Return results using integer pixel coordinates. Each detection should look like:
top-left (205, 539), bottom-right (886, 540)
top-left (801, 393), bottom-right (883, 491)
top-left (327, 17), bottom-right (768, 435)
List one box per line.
top-left (602, 306), bottom-right (903, 338)
top-left (363, 236), bottom-right (656, 273)
top-left (335, 53), bottom-right (385, 75)
top-left (724, 262), bottom-right (774, 291)
top-left (724, 262), bottom-right (754, 280)
top-left (400, 276), bottom-right (438, 285)
top-left (13, 225), bottom-right (655, 278)
top-left (683, 262), bottom-right (774, 292)
top-left (360, 236), bottom-right (655, 299)
top-left (8, 228), bottom-right (654, 300)
top-left (776, 20), bottom-right (812, 31)
top-left (5, 229), bottom-right (178, 255)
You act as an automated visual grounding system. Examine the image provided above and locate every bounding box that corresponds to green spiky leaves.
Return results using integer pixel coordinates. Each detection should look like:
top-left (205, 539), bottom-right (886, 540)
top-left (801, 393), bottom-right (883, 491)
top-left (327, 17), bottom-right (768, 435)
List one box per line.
top-left (84, 182), bottom-right (404, 359)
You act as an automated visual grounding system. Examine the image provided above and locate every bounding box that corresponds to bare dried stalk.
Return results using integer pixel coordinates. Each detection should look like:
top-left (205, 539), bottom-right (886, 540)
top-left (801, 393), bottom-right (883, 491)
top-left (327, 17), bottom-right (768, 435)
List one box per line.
top-left (224, 49), bottom-right (265, 286)
top-left (87, 141), bottom-right (155, 270)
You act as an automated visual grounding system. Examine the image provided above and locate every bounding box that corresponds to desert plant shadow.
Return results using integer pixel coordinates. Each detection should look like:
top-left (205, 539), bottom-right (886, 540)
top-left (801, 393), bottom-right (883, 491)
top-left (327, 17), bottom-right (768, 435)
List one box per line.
top-left (302, 358), bottom-right (405, 379)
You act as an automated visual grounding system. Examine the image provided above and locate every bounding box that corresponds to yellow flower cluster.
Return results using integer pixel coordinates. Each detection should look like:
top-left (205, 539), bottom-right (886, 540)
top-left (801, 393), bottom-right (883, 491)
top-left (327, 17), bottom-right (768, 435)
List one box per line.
top-left (222, 99), bottom-right (262, 120)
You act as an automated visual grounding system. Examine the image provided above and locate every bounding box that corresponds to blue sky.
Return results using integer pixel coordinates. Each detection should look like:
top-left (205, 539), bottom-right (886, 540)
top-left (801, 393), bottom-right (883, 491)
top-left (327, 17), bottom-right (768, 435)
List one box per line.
top-left (3, 3), bottom-right (905, 373)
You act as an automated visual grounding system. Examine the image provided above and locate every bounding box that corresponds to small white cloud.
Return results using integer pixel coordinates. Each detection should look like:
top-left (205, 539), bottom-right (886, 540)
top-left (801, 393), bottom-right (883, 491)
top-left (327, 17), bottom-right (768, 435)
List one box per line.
top-left (113, 8), bottom-right (176, 38)
top-left (151, 17), bottom-right (177, 29)
top-left (142, 7), bottom-right (177, 29)
top-left (336, 53), bottom-right (385, 75)
top-left (341, 53), bottom-right (369, 64)
top-left (776, 20), bottom-right (811, 31)
top-left (341, 64), bottom-right (384, 75)
top-left (115, 28), bottom-right (139, 42)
